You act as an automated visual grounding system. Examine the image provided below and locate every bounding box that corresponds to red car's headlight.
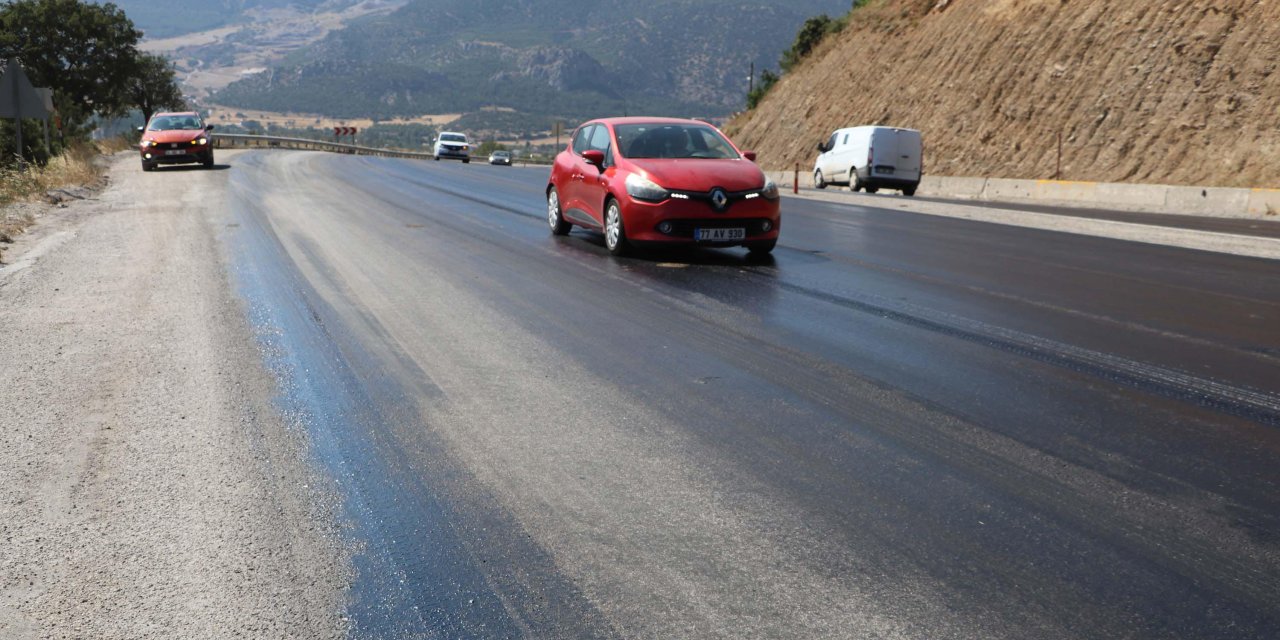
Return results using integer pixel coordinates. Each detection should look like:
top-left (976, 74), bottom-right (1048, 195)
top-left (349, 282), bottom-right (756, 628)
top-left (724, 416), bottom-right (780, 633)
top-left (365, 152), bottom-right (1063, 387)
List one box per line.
top-left (625, 173), bottom-right (669, 202)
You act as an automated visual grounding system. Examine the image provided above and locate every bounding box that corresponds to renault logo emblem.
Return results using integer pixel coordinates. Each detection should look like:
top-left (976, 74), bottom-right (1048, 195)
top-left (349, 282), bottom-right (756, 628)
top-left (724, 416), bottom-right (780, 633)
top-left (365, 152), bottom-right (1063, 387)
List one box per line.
top-left (710, 188), bottom-right (729, 211)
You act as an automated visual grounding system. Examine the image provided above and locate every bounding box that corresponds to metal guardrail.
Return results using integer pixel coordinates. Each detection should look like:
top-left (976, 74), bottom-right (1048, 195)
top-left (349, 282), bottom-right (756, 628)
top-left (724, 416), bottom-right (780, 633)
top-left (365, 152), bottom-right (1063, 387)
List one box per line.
top-left (212, 133), bottom-right (436, 160)
top-left (212, 132), bottom-right (555, 166)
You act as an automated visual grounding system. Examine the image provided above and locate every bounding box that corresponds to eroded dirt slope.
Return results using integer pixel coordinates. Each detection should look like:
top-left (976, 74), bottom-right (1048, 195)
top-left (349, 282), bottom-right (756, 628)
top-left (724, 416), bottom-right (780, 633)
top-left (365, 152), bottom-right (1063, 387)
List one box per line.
top-left (728, 0), bottom-right (1280, 187)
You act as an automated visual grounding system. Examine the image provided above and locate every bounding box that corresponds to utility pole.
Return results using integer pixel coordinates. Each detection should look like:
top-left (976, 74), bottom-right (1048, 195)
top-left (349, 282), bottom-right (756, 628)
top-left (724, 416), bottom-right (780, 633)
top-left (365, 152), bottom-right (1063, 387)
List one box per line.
top-left (748, 62), bottom-right (755, 95)
top-left (1056, 130), bottom-right (1063, 180)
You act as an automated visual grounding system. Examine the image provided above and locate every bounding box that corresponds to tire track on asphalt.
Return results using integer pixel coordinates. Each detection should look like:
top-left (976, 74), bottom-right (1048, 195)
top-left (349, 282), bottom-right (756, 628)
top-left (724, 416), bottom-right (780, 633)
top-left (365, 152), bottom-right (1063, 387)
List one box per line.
top-left (757, 278), bottom-right (1280, 426)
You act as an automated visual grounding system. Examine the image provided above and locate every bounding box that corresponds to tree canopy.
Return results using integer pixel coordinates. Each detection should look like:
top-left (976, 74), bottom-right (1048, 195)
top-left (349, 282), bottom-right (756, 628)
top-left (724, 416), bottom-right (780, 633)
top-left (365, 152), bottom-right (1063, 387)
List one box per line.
top-left (0, 0), bottom-right (184, 140)
top-left (129, 52), bottom-right (187, 123)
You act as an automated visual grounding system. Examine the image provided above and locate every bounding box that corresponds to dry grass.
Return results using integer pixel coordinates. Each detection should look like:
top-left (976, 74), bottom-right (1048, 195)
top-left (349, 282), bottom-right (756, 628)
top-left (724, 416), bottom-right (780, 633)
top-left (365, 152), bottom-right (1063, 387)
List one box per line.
top-left (1, 138), bottom-right (126, 261)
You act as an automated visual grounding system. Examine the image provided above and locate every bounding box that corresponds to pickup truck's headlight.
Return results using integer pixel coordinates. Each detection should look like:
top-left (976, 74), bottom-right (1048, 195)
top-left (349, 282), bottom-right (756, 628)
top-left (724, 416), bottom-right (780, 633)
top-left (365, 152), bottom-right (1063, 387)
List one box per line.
top-left (626, 173), bottom-right (669, 202)
top-left (761, 179), bottom-right (779, 200)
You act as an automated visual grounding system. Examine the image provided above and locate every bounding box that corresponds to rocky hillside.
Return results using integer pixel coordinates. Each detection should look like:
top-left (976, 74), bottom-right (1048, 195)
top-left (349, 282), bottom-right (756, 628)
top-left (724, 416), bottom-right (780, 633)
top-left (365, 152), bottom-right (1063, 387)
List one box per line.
top-left (728, 0), bottom-right (1280, 188)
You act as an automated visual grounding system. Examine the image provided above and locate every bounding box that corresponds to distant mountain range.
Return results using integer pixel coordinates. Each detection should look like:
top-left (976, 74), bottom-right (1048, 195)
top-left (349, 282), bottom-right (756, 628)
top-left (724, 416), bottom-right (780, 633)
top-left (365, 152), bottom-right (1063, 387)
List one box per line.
top-left (106, 0), bottom-right (363, 39)
top-left (203, 0), bottom-right (849, 128)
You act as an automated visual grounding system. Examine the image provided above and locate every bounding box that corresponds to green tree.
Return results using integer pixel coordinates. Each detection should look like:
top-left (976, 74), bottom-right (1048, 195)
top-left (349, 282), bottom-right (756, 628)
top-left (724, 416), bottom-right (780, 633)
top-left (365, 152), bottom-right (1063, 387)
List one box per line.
top-left (476, 140), bottom-right (507, 156)
top-left (746, 69), bottom-right (779, 110)
top-left (0, 0), bottom-right (142, 137)
top-left (780, 15), bottom-right (835, 72)
top-left (129, 52), bottom-right (186, 123)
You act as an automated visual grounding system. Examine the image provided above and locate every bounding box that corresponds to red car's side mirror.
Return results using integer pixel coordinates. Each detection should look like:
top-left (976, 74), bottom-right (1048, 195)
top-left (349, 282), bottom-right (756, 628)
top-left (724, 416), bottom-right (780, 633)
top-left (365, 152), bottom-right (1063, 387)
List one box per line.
top-left (582, 149), bottom-right (606, 167)
top-left (743, 150), bottom-right (758, 162)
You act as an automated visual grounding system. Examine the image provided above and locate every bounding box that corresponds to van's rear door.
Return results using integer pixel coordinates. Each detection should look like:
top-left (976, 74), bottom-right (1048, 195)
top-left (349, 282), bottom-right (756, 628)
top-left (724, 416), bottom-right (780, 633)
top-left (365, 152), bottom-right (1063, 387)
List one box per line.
top-left (871, 128), bottom-right (922, 183)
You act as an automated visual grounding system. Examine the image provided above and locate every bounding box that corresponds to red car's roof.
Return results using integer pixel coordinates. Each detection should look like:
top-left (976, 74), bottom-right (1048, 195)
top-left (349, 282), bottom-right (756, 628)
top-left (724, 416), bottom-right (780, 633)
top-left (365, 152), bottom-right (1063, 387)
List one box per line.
top-left (152, 111), bottom-right (201, 119)
top-left (588, 116), bottom-right (717, 127)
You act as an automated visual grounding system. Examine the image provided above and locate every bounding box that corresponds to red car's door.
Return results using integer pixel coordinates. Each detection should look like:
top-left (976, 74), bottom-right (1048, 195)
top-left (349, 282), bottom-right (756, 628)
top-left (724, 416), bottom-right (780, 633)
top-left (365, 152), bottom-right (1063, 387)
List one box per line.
top-left (575, 124), bottom-right (615, 226)
top-left (559, 125), bottom-right (597, 223)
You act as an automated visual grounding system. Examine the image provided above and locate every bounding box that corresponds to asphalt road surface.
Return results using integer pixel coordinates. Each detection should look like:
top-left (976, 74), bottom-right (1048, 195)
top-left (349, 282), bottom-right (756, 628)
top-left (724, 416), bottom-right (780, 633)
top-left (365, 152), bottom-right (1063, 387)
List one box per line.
top-left (189, 150), bottom-right (1280, 637)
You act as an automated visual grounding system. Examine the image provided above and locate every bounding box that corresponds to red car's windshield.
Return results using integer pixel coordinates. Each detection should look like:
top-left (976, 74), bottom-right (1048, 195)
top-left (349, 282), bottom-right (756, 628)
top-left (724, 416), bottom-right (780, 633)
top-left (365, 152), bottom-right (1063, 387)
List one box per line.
top-left (148, 115), bottom-right (204, 131)
top-left (614, 124), bottom-right (739, 160)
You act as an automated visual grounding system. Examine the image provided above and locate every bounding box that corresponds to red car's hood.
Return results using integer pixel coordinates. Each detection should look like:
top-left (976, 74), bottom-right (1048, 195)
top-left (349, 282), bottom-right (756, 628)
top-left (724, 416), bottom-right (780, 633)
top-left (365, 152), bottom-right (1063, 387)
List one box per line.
top-left (144, 130), bottom-right (205, 144)
top-left (626, 158), bottom-right (766, 192)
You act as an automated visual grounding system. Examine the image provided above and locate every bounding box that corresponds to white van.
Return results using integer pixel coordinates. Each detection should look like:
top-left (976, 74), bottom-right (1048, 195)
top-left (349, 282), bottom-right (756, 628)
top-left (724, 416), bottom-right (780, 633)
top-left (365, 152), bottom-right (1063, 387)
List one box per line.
top-left (813, 126), bottom-right (922, 196)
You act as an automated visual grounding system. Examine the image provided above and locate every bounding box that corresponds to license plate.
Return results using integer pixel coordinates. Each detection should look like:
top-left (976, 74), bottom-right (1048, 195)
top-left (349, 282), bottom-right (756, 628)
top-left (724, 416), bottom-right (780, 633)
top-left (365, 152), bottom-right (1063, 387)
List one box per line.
top-left (695, 228), bottom-right (745, 241)
top-left (164, 150), bottom-right (185, 156)
top-left (876, 166), bottom-right (894, 175)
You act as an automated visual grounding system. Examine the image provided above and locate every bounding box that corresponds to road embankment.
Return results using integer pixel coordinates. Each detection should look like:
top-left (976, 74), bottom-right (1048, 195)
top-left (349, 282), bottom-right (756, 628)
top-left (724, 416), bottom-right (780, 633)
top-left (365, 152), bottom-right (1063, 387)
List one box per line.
top-left (0, 152), bottom-right (349, 639)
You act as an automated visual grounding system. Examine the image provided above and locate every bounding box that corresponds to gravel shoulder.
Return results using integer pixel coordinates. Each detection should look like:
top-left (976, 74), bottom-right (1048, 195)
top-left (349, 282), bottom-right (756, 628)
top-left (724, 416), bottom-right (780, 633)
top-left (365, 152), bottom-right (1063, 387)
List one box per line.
top-left (0, 152), bottom-right (349, 638)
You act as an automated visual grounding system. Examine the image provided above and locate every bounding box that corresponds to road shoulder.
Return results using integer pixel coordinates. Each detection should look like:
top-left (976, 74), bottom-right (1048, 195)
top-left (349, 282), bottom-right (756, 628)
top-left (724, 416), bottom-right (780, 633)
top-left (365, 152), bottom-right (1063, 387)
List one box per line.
top-left (784, 187), bottom-right (1280, 260)
top-left (0, 152), bottom-right (350, 638)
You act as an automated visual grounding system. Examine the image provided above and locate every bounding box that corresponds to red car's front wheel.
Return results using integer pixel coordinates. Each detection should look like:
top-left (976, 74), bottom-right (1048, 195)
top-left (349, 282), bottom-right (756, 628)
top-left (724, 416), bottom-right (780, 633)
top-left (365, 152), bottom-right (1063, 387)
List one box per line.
top-left (547, 187), bottom-right (571, 236)
top-left (604, 199), bottom-right (628, 256)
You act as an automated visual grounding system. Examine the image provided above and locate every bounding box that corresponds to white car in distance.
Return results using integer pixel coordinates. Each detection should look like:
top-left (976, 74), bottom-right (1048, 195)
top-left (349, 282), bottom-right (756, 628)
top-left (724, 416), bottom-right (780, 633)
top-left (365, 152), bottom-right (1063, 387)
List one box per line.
top-left (433, 132), bottom-right (471, 163)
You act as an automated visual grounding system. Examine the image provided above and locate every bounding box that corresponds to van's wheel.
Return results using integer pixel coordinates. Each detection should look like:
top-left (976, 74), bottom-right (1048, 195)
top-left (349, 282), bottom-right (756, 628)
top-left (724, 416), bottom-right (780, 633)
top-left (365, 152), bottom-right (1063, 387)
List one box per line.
top-left (434, 156), bottom-right (440, 161)
top-left (813, 170), bottom-right (826, 190)
top-left (866, 186), bottom-right (879, 194)
top-left (903, 185), bottom-right (917, 197)
top-left (463, 158), bottom-right (470, 164)
top-left (850, 169), bottom-right (863, 192)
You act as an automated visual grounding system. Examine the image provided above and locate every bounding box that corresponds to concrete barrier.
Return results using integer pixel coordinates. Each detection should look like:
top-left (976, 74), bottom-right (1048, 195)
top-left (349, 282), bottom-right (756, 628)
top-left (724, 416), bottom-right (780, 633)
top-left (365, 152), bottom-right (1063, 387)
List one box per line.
top-left (1094, 182), bottom-right (1166, 209)
top-left (913, 175), bottom-right (1277, 220)
top-left (1246, 188), bottom-right (1280, 218)
top-left (766, 163), bottom-right (1276, 220)
top-left (1163, 186), bottom-right (1253, 218)
top-left (764, 169), bottom-right (809, 191)
top-left (982, 179), bottom-right (1037, 201)
top-left (920, 176), bottom-right (986, 199)
top-left (1031, 180), bottom-right (1098, 203)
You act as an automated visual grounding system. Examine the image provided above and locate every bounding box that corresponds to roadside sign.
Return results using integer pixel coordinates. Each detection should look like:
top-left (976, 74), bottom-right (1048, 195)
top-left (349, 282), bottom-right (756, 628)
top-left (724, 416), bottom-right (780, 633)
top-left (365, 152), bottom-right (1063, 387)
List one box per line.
top-left (1, 59), bottom-right (54, 165)
top-left (0, 59), bottom-right (50, 118)
top-left (35, 87), bottom-right (53, 113)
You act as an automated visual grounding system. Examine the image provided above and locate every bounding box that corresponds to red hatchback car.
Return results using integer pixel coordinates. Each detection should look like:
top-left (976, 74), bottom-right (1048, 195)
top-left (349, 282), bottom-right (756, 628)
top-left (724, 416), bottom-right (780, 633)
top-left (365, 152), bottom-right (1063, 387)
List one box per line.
top-left (546, 117), bottom-right (780, 256)
top-left (138, 111), bottom-right (215, 171)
